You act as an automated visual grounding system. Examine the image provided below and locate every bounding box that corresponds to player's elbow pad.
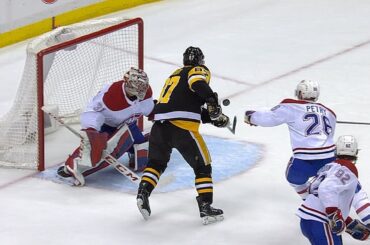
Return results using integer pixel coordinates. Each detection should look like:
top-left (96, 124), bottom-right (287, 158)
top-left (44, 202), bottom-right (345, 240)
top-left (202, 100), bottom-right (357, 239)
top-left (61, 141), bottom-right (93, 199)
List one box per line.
top-left (191, 80), bottom-right (215, 101)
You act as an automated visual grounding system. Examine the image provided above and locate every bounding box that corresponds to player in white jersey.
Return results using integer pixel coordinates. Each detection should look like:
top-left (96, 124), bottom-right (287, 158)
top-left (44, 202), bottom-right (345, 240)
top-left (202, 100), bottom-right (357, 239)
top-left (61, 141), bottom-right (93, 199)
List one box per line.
top-left (57, 67), bottom-right (155, 186)
top-left (297, 135), bottom-right (370, 244)
top-left (244, 80), bottom-right (336, 198)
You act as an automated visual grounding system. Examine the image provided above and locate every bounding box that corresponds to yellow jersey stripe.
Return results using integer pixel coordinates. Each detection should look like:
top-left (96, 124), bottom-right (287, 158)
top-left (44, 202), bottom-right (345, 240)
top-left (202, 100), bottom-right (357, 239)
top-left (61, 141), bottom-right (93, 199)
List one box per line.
top-left (170, 120), bottom-right (200, 132)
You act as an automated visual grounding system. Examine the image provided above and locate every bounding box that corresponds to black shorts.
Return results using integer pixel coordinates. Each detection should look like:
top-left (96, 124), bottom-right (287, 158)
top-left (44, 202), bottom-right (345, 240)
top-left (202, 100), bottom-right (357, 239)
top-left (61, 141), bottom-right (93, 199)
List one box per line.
top-left (148, 121), bottom-right (211, 171)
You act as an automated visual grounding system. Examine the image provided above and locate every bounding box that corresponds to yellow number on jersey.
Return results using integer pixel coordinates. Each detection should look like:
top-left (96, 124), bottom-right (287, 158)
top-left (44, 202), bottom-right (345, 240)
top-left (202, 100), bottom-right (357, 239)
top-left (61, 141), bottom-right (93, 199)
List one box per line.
top-left (158, 76), bottom-right (180, 104)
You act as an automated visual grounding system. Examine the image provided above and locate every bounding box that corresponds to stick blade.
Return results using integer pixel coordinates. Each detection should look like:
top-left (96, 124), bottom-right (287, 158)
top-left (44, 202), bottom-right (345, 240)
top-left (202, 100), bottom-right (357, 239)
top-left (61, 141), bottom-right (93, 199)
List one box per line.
top-left (231, 116), bottom-right (237, 134)
top-left (227, 116), bottom-right (237, 134)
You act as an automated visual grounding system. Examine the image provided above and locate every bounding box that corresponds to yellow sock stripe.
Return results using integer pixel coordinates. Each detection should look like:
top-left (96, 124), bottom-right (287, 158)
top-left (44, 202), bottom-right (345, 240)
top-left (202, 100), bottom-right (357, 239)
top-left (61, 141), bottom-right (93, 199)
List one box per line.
top-left (142, 177), bottom-right (157, 187)
top-left (144, 167), bottom-right (160, 178)
top-left (197, 188), bottom-right (213, 194)
top-left (195, 177), bottom-right (212, 184)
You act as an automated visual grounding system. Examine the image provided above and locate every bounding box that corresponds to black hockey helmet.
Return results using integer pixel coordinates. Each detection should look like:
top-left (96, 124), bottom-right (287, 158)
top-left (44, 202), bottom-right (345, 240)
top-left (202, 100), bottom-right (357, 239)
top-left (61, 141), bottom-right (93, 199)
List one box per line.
top-left (183, 46), bottom-right (204, 66)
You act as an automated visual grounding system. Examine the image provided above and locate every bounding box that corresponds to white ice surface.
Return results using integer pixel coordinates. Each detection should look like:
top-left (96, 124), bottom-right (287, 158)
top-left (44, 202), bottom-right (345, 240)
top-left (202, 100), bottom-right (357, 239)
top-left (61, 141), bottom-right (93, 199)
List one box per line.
top-left (1, 0), bottom-right (370, 244)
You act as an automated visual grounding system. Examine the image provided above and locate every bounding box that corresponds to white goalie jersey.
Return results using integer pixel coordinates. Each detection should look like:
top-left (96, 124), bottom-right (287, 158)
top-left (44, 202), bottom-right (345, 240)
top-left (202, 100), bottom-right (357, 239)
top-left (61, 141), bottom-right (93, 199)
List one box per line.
top-left (80, 80), bottom-right (154, 131)
top-left (250, 99), bottom-right (337, 160)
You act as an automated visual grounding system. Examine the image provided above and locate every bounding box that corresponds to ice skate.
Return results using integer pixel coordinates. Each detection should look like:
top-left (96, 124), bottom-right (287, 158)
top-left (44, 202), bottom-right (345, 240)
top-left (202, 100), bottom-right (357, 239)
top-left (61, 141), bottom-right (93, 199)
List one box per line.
top-left (196, 196), bottom-right (224, 225)
top-left (57, 165), bottom-right (72, 178)
top-left (137, 183), bottom-right (151, 220)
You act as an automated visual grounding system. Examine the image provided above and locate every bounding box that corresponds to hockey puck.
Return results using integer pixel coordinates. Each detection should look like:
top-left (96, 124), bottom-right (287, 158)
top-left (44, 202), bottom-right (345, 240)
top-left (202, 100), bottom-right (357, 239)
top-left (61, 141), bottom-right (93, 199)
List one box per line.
top-left (222, 99), bottom-right (230, 106)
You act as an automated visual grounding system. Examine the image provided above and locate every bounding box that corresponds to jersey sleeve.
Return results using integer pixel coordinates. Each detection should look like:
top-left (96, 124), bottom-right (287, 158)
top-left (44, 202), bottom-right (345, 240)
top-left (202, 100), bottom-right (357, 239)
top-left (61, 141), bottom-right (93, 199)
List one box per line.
top-left (352, 187), bottom-right (370, 225)
top-left (250, 104), bottom-right (292, 127)
top-left (188, 66), bottom-right (211, 91)
top-left (80, 84), bottom-right (108, 131)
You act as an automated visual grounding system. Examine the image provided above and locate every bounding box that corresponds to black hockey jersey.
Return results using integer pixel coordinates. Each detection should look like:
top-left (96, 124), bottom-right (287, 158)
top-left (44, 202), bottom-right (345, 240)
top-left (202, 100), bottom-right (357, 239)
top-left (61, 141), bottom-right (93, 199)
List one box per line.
top-left (153, 65), bottom-right (211, 131)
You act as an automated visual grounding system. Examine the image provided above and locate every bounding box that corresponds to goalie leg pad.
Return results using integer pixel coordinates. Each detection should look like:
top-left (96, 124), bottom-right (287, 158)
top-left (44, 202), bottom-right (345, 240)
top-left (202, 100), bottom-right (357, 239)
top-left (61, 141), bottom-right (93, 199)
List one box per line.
top-left (59, 147), bottom-right (80, 178)
top-left (64, 125), bottom-right (134, 180)
top-left (81, 128), bottom-right (108, 166)
top-left (106, 124), bottom-right (135, 159)
top-left (81, 161), bottom-right (110, 177)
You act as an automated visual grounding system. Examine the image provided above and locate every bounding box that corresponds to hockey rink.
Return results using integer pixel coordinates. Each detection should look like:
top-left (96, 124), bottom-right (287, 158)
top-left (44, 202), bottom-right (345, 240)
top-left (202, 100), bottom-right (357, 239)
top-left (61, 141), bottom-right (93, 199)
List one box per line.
top-left (1, 0), bottom-right (370, 244)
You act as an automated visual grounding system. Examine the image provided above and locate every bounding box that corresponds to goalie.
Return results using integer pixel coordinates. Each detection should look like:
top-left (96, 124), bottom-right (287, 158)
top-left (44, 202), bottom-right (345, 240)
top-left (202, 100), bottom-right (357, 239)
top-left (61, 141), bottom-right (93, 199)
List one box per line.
top-left (57, 67), bottom-right (154, 186)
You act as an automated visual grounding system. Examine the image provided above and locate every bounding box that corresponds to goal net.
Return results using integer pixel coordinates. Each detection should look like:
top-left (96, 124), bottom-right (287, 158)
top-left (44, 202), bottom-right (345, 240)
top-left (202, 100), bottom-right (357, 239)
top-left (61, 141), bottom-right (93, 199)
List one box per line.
top-left (0, 17), bottom-right (144, 171)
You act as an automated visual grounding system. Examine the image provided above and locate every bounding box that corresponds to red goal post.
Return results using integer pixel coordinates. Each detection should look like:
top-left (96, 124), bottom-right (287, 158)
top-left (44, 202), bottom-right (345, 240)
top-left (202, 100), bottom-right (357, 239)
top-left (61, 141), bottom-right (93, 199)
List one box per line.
top-left (0, 17), bottom-right (144, 171)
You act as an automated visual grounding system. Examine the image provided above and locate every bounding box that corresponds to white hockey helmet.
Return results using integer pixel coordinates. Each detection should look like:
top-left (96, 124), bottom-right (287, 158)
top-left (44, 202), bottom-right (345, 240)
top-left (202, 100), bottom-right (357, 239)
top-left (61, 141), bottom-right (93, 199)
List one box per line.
top-left (336, 135), bottom-right (359, 158)
top-left (295, 80), bottom-right (320, 102)
top-left (123, 67), bottom-right (149, 100)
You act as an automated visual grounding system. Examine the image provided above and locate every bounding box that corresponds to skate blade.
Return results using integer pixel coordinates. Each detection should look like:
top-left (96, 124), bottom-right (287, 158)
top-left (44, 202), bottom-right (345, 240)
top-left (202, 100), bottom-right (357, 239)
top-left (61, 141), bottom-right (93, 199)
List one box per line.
top-left (202, 214), bottom-right (224, 225)
top-left (137, 198), bottom-right (150, 220)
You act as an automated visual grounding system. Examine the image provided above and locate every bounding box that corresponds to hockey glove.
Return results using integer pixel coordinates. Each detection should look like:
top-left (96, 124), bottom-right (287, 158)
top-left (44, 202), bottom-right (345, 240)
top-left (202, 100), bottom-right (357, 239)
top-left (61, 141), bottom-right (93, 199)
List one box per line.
top-left (206, 92), bottom-right (222, 120)
top-left (326, 207), bottom-right (346, 234)
top-left (244, 110), bottom-right (257, 126)
top-left (82, 128), bottom-right (108, 166)
top-left (201, 107), bottom-right (212, 123)
top-left (345, 217), bottom-right (370, 240)
top-left (211, 113), bottom-right (229, 128)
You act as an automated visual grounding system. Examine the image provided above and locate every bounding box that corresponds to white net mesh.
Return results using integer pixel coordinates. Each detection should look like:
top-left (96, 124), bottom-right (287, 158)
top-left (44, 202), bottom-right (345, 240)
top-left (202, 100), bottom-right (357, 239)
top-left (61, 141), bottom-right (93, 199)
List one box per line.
top-left (0, 17), bottom-right (142, 169)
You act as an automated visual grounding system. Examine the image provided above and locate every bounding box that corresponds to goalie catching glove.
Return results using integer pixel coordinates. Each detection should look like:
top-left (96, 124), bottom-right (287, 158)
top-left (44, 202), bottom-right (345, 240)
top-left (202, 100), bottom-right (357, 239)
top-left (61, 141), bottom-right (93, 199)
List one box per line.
top-left (345, 217), bottom-right (370, 240)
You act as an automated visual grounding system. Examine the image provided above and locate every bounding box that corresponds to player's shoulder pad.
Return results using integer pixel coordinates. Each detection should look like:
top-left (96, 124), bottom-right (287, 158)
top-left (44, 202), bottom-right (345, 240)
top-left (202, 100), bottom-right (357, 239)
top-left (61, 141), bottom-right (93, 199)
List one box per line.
top-left (171, 68), bottom-right (183, 77)
top-left (103, 80), bottom-right (129, 111)
top-left (189, 65), bottom-right (210, 76)
top-left (188, 65), bottom-right (211, 83)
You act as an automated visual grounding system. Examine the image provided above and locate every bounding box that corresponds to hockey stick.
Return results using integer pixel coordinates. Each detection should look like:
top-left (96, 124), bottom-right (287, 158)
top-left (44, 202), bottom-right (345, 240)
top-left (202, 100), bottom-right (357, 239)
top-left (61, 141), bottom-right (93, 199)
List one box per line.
top-left (337, 120), bottom-right (370, 126)
top-left (221, 99), bottom-right (237, 134)
top-left (42, 106), bottom-right (140, 184)
top-left (227, 116), bottom-right (237, 134)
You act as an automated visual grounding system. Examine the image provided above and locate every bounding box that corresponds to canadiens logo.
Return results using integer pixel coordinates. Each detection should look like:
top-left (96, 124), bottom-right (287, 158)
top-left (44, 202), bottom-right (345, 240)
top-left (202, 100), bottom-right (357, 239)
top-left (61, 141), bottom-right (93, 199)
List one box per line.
top-left (42, 0), bottom-right (57, 4)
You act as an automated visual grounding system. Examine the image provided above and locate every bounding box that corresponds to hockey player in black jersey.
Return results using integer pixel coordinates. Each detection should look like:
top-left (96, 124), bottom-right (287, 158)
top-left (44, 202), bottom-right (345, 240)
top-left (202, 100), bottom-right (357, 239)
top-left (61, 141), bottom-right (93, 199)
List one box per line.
top-left (136, 46), bottom-right (229, 225)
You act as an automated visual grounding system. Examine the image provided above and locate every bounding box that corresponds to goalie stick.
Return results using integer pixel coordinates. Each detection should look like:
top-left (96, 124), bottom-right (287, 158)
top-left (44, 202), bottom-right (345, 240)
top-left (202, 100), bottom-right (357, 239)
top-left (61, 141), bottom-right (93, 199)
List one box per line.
top-left (42, 106), bottom-right (140, 184)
